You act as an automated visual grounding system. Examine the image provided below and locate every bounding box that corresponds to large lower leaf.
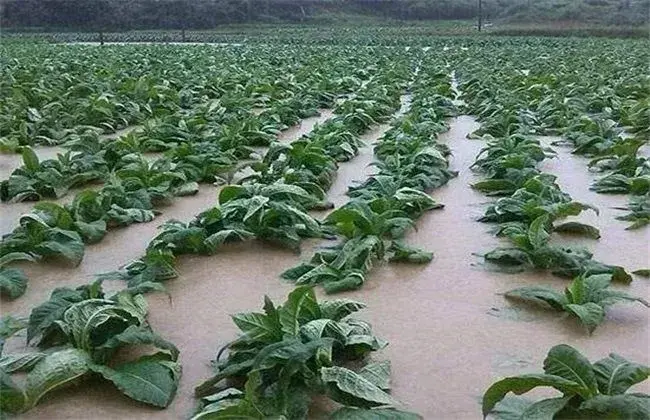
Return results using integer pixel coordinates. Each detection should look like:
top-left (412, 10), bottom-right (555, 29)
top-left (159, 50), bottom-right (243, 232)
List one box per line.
top-left (554, 222), bottom-right (601, 239)
top-left (579, 393), bottom-right (650, 418)
top-left (358, 360), bottom-right (392, 390)
top-left (504, 286), bottom-right (567, 311)
top-left (321, 366), bottom-right (398, 408)
top-left (593, 353), bottom-right (650, 396)
top-left (25, 348), bottom-right (92, 409)
top-left (73, 220), bottom-right (107, 244)
top-left (482, 373), bottom-right (584, 417)
top-left (0, 267), bottom-right (28, 300)
top-left (90, 355), bottom-right (181, 408)
top-left (564, 302), bottom-right (605, 333)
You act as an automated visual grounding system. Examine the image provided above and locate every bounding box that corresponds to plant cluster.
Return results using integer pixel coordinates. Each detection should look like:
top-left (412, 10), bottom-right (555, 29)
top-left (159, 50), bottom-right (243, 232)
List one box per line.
top-left (483, 344), bottom-right (649, 419)
top-left (0, 282), bottom-right (180, 414)
top-left (1, 46), bottom-right (411, 299)
top-left (192, 287), bottom-right (418, 419)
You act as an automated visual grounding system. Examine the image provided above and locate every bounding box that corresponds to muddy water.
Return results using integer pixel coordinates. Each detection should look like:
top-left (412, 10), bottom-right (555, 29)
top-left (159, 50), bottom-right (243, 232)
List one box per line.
top-left (2, 111), bottom-right (648, 419)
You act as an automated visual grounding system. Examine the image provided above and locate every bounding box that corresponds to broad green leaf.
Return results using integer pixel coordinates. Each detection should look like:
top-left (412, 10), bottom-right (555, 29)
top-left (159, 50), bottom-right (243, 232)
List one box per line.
top-left (243, 196), bottom-right (269, 222)
top-left (73, 220), bottom-right (107, 244)
top-left (579, 394), bottom-right (650, 418)
top-left (554, 222), bottom-right (601, 239)
top-left (358, 360), bottom-right (391, 390)
top-left (25, 348), bottom-right (91, 409)
top-left (593, 353), bottom-right (650, 395)
top-left (484, 248), bottom-right (529, 266)
top-left (90, 356), bottom-right (180, 408)
top-left (482, 373), bottom-right (583, 417)
top-left (21, 147), bottom-right (40, 174)
top-left (528, 215), bottom-right (550, 250)
top-left (0, 267), bottom-right (28, 300)
top-left (174, 181), bottom-right (199, 196)
top-left (490, 396), bottom-right (534, 420)
top-left (278, 286), bottom-right (321, 338)
top-left (504, 286), bottom-right (567, 311)
top-left (520, 396), bottom-right (572, 419)
top-left (27, 287), bottom-right (87, 343)
top-left (542, 344), bottom-right (598, 397)
top-left (564, 303), bottom-right (605, 333)
top-left (98, 325), bottom-right (179, 361)
top-left (204, 229), bottom-right (254, 249)
top-left (388, 241), bottom-right (433, 264)
top-left (0, 252), bottom-right (37, 266)
top-left (299, 319), bottom-right (349, 343)
top-left (232, 312), bottom-right (281, 343)
top-left (321, 365), bottom-right (398, 407)
top-left (319, 299), bottom-right (366, 321)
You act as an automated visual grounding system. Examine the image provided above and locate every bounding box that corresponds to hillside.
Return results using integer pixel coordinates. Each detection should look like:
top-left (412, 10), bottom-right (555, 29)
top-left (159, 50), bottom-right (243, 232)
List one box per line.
top-left (1, 0), bottom-right (648, 30)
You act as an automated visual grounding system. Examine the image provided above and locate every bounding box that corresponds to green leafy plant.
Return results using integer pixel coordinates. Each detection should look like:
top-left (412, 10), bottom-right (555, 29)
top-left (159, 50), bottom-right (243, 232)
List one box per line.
top-left (0, 282), bottom-right (180, 414)
top-left (484, 215), bottom-right (631, 283)
top-left (483, 344), bottom-right (649, 419)
top-left (0, 252), bottom-right (37, 300)
top-left (615, 193), bottom-right (650, 230)
top-left (192, 286), bottom-right (417, 419)
top-left (504, 273), bottom-right (648, 333)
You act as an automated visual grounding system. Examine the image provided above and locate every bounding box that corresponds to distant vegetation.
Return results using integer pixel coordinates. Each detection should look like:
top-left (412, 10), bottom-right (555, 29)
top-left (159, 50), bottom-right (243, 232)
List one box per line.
top-left (1, 0), bottom-right (648, 31)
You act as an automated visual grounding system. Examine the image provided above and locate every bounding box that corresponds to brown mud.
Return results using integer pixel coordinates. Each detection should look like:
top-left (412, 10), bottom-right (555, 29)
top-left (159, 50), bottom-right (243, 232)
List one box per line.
top-left (1, 111), bottom-right (648, 419)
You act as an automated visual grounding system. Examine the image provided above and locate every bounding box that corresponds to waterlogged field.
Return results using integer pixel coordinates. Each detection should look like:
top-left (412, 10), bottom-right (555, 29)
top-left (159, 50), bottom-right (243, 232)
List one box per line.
top-left (0, 36), bottom-right (648, 419)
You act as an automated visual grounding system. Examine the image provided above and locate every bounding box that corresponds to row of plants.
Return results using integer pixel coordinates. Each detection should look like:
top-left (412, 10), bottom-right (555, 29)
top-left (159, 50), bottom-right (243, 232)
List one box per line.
top-left (281, 71), bottom-right (459, 293)
top-left (469, 131), bottom-right (648, 333)
top-left (456, 37), bottom-right (649, 230)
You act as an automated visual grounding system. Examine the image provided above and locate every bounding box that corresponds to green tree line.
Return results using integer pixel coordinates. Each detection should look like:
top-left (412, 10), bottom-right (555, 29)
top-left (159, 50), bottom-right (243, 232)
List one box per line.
top-left (1, 0), bottom-right (647, 30)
